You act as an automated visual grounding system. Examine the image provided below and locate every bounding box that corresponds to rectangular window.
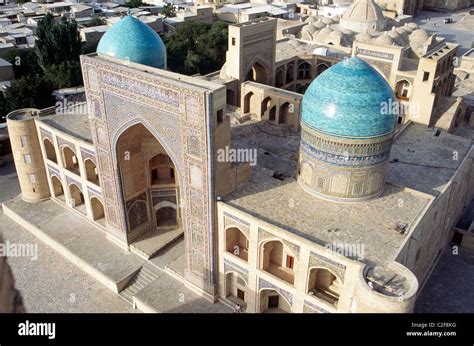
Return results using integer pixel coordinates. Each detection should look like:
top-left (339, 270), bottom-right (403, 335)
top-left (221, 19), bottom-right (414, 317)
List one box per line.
top-left (23, 154), bottom-right (31, 164)
top-left (237, 289), bottom-right (245, 301)
top-left (217, 109), bottom-right (223, 124)
top-left (232, 37), bottom-right (236, 46)
top-left (28, 174), bottom-right (36, 184)
top-left (422, 71), bottom-right (429, 81)
top-left (286, 255), bottom-right (294, 270)
top-left (20, 135), bottom-right (28, 148)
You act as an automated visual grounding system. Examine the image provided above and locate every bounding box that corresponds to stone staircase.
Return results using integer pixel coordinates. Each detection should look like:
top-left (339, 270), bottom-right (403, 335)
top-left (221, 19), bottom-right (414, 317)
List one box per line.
top-left (119, 266), bottom-right (160, 304)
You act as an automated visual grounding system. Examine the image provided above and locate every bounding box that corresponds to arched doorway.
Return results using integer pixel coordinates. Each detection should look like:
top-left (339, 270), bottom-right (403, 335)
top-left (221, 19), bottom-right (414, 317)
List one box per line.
top-left (395, 80), bottom-right (411, 100)
top-left (243, 92), bottom-right (254, 114)
top-left (245, 62), bottom-right (266, 84)
top-left (275, 68), bottom-right (285, 87)
top-left (307, 267), bottom-right (341, 306)
top-left (44, 138), bottom-right (57, 163)
top-left (269, 106), bottom-right (276, 122)
top-left (90, 197), bottom-right (105, 225)
top-left (261, 96), bottom-right (272, 117)
top-left (279, 102), bottom-right (292, 124)
top-left (116, 123), bottom-right (182, 236)
top-left (298, 61), bottom-right (312, 80)
top-left (225, 272), bottom-right (248, 308)
top-left (155, 205), bottom-right (177, 228)
top-left (260, 289), bottom-right (291, 313)
top-left (51, 175), bottom-right (64, 201)
top-left (149, 153), bottom-right (175, 186)
top-left (225, 227), bottom-right (249, 261)
top-left (62, 146), bottom-right (80, 175)
top-left (69, 183), bottom-right (85, 213)
top-left (84, 159), bottom-right (99, 185)
top-left (286, 64), bottom-right (295, 84)
top-left (260, 240), bottom-right (295, 284)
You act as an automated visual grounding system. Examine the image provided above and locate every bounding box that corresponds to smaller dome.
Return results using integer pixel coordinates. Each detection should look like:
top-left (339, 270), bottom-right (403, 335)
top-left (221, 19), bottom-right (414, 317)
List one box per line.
top-left (305, 16), bottom-right (317, 23)
top-left (409, 28), bottom-right (429, 43)
top-left (388, 27), bottom-right (407, 45)
top-left (97, 15), bottom-right (166, 69)
top-left (319, 25), bottom-right (333, 35)
top-left (314, 20), bottom-right (326, 29)
top-left (374, 32), bottom-right (395, 46)
top-left (355, 30), bottom-right (373, 42)
top-left (330, 30), bottom-right (344, 37)
top-left (342, 0), bottom-right (384, 22)
top-left (322, 17), bottom-right (334, 24)
top-left (395, 27), bottom-right (409, 38)
top-left (341, 28), bottom-right (354, 35)
top-left (407, 22), bottom-right (419, 29)
top-left (402, 23), bottom-right (414, 33)
top-left (302, 24), bottom-right (318, 34)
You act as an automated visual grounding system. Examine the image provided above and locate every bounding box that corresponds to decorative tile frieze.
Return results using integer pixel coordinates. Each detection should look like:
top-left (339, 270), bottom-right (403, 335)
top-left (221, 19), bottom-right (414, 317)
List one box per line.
top-left (259, 277), bottom-right (293, 305)
top-left (224, 258), bottom-right (249, 284)
top-left (224, 212), bottom-right (250, 237)
top-left (258, 228), bottom-right (300, 258)
top-left (309, 252), bottom-right (346, 283)
top-left (304, 299), bottom-right (330, 313)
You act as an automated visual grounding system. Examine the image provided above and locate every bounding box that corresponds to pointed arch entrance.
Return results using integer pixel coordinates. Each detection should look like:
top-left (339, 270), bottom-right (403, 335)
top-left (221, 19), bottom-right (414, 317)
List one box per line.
top-left (116, 123), bottom-right (183, 242)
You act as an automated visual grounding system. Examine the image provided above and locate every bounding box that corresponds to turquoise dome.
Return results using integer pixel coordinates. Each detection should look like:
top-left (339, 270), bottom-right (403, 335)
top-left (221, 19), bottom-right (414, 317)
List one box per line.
top-left (97, 15), bottom-right (166, 69)
top-left (301, 57), bottom-right (397, 138)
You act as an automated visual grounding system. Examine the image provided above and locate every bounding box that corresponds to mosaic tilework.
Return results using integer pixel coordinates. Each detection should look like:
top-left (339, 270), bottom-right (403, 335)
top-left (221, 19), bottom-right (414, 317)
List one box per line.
top-left (259, 277), bottom-right (293, 306)
top-left (304, 299), bottom-right (330, 313)
top-left (224, 258), bottom-right (249, 284)
top-left (81, 55), bottom-right (217, 296)
top-left (224, 212), bottom-right (250, 238)
top-left (309, 252), bottom-right (346, 283)
top-left (301, 57), bottom-right (397, 138)
top-left (258, 228), bottom-right (300, 259)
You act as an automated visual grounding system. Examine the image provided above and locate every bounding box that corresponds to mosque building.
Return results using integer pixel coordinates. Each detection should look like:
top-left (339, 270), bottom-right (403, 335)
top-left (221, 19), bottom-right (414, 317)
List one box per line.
top-left (4, 9), bottom-right (474, 313)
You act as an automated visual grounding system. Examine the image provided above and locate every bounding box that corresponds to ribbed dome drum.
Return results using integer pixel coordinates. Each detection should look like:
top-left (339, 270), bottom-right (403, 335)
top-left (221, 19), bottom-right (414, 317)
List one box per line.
top-left (297, 57), bottom-right (397, 202)
top-left (97, 15), bottom-right (166, 69)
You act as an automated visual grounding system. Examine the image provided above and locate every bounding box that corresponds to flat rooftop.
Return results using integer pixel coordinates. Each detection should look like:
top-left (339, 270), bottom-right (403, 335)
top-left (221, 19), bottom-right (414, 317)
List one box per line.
top-left (387, 123), bottom-right (472, 196)
top-left (38, 103), bottom-right (93, 143)
top-left (224, 121), bottom-right (472, 281)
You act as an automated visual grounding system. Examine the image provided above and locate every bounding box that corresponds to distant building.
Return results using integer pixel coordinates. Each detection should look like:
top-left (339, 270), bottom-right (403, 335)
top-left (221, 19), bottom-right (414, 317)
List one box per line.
top-left (4, 10), bottom-right (474, 314)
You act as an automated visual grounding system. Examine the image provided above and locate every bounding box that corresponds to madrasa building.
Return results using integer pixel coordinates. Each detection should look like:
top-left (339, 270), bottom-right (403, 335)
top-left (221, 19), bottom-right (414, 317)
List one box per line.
top-left (4, 9), bottom-right (474, 313)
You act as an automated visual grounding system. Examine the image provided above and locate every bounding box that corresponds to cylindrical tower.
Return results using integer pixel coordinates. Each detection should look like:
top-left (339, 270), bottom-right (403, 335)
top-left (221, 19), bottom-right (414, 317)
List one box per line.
top-left (297, 57), bottom-right (397, 202)
top-left (7, 109), bottom-right (50, 202)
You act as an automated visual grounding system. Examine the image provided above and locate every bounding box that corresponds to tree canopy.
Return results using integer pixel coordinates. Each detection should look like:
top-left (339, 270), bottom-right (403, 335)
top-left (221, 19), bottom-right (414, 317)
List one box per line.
top-left (3, 48), bottom-right (42, 79)
top-left (163, 21), bottom-right (228, 76)
top-left (4, 76), bottom-right (55, 111)
top-left (35, 13), bottom-right (82, 70)
top-left (162, 3), bottom-right (176, 18)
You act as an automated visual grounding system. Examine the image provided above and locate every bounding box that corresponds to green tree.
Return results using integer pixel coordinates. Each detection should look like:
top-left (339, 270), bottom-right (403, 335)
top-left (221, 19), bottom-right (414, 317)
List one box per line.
top-left (163, 21), bottom-right (228, 75)
top-left (0, 93), bottom-right (10, 123)
top-left (5, 76), bottom-right (55, 111)
top-left (83, 17), bottom-right (106, 27)
top-left (3, 48), bottom-right (42, 79)
top-left (162, 3), bottom-right (176, 18)
top-left (35, 13), bottom-right (82, 70)
top-left (125, 0), bottom-right (143, 8)
top-left (44, 60), bottom-right (83, 89)
top-left (81, 40), bottom-right (99, 55)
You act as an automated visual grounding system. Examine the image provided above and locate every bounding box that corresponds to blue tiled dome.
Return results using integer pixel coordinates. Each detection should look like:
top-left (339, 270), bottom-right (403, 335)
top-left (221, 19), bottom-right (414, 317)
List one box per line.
top-left (97, 15), bottom-right (166, 69)
top-left (301, 57), bottom-right (397, 138)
